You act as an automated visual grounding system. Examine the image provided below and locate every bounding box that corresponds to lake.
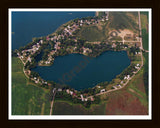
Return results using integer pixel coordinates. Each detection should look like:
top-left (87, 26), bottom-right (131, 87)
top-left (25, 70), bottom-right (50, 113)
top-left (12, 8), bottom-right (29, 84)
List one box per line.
top-left (12, 11), bottom-right (95, 50)
top-left (32, 51), bottom-right (130, 90)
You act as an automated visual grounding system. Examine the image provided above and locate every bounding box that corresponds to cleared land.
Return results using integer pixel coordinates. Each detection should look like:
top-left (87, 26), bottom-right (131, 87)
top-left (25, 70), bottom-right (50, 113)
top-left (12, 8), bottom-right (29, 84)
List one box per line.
top-left (76, 12), bottom-right (139, 44)
top-left (12, 57), bottom-right (51, 115)
top-left (141, 12), bottom-right (149, 50)
top-left (104, 69), bottom-right (148, 115)
top-left (52, 100), bottom-right (106, 115)
top-left (77, 26), bottom-right (106, 42)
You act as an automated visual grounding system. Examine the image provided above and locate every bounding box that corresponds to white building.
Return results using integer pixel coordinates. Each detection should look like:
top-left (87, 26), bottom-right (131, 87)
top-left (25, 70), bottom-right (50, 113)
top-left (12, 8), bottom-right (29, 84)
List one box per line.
top-left (80, 94), bottom-right (84, 101)
top-left (70, 91), bottom-right (73, 95)
top-left (100, 89), bottom-right (105, 93)
top-left (58, 88), bottom-right (62, 91)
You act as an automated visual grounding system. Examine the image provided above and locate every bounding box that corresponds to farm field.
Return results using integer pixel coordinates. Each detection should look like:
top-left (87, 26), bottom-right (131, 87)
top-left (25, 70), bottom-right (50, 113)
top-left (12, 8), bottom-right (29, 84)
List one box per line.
top-left (105, 68), bottom-right (148, 115)
top-left (141, 12), bottom-right (149, 50)
top-left (77, 26), bottom-right (106, 42)
top-left (12, 57), bottom-right (51, 115)
top-left (52, 100), bottom-right (106, 115)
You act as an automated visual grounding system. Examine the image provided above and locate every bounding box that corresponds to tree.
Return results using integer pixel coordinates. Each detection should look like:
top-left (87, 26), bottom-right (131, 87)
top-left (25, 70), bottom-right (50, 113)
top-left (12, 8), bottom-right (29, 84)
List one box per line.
top-left (12, 50), bottom-right (18, 57)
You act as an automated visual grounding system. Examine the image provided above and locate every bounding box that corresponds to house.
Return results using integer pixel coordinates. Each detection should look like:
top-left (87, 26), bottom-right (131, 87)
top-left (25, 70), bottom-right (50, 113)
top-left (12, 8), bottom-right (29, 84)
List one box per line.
top-left (101, 19), bottom-right (104, 21)
top-left (124, 76), bottom-right (127, 80)
top-left (39, 40), bottom-right (43, 44)
top-left (116, 84), bottom-right (122, 88)
top-left (80, 94), bottom-right (84, 101)
top-left (73, 93), bottom-right (76, 96)
top-left (66, 89), bottom-right (70, 94)
top-left (85, 98), bottom-right (88, 101)
top-left (135, 66), bottom-right (139, 69)
top-left (53, 88), bottom-right (56, 93)
top-left (127, 75), bottom-right (130, 79)
top-left (97, 85), bottom-right (101, 88)
top-left (17, 53), bottom-right (20, 56)
top-left (46, 36), bottom-right (50, 41)
top-left (67, 25), bottom-right (71, 29)
top-left (27, 57), bottom-right (32, 62)
top-left (113, 86), bottom-right (117, 89)
top-left (100, 89), bottom-right (105, 93)
top-left (70, 91), bottom-right (73, 95)
top-left (58, 88), bottom-right (62, 91)
top-left (112, 43), bottom-right (117, 48)
top-left (83, 48), bottom-right (92, 54)
top-left (35, 81), bottom-right (39, 84)
top-left (90, 96), bottom-right (94, 101)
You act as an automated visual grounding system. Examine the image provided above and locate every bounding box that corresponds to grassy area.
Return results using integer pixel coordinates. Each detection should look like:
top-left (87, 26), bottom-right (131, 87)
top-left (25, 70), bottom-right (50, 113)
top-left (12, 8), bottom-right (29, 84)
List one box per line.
top-left (126, 69), bottom-right (148, 107)
top-left (143, 52), bottom-right (149, 97)
top-left (109, 12), bottom-right (139, 32)
top-left (76, 12), bottom-right (139, 43)
top-left (77, 26), bottom-right (106, 42)
top-left (12, 57), bottom-right (51, 115)
top-left (52, 100), bottom-right (106, 115)
top-left (142, 29), bottom-right (149, 50)
top-left (141, 12), bottom-right (149, 50)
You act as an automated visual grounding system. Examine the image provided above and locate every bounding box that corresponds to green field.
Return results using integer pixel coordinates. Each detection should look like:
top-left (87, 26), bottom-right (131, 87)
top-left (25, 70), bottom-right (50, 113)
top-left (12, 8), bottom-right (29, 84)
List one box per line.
top-left (53, 100), bottom-right (106, 115)
top-left (143, 52), bottom-right (149, 97)
top-left (109, 12), bottom-right (139, 32)
top-left (141, 12), bottom-right (149, 50)
top-left (77, 26), bottom-right (106, 42)
top-left (127, 69), bottom-right (148, 107)
top-left (12, 57), bottom-right (51, 115)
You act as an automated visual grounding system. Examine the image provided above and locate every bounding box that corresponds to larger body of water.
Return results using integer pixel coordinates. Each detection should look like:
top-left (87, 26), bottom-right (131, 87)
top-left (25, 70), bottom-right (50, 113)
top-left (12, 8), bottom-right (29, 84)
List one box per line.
top-left (12, 11), bottom-right (95, 50)
top-left (32, 51), bottom-right (130, 90)
top-left (12, 12), bottom-right (130, 90)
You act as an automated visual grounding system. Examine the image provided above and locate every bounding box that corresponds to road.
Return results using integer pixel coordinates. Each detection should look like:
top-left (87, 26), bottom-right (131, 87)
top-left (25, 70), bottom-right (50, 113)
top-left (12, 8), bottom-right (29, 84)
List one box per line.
top-left (18, 56), bottom-right (30, 79)
top-left (49, 89), bottom-right (56, 115)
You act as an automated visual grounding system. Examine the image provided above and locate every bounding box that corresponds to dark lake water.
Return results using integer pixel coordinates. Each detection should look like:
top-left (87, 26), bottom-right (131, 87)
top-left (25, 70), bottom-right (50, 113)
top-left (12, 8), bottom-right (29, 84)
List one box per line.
top-left (32, 51), bottom-right (130, 90)
top-left (12, 11), bottom-right (95, 50)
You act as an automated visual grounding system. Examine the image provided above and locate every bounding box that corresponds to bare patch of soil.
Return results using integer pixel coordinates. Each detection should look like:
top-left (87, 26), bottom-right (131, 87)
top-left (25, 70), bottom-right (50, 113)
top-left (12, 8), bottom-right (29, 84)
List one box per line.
top-left (105, 90), bottom-right (148, 115)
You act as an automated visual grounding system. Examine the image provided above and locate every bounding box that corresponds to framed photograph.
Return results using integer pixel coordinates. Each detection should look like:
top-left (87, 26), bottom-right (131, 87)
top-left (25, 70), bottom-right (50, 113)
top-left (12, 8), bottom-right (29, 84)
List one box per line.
top-left (9, 8), bottom-right (152, 120)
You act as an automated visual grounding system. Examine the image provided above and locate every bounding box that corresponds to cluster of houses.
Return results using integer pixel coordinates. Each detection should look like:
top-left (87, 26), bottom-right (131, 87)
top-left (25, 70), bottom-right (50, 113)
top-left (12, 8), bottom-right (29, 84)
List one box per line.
top-left (112, 84), bottom-right (122, 89)
top-left (135, 51), bottom-right (141, 55)
top-left (65, 89), bottom-right (95, 102)
top-left (27, 73), bottom-right (49, 86)
top-left (39, 41), bottom-right (61, 65)
top-left (135, 63), bottom-right (140, 69)
top-left (82, 47), bottom-right (92, 54)
top-left (18, 39), bottom-right (45, 64)
top-left (22, 40), bottom-right (42, 56)
top-left (124, 75), bottom-right (130, 80)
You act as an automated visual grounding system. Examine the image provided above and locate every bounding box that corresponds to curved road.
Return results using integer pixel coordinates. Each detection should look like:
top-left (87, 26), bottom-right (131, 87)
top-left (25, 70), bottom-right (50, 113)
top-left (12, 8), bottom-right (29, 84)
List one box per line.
top-left (86, 11), bottom-right (145, 100)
